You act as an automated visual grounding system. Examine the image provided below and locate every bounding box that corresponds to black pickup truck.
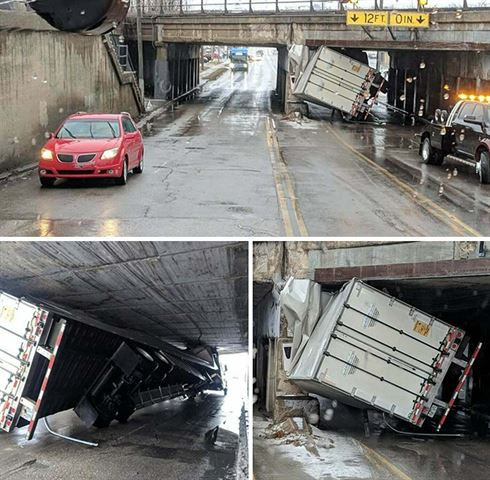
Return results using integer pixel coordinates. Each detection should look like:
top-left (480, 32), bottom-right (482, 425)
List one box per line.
top-left (419, 100), bottom-right (490, 184)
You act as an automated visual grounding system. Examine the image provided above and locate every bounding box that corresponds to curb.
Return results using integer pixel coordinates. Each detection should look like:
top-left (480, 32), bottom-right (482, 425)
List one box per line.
top-left (0, 162), bottom-right (38, 184)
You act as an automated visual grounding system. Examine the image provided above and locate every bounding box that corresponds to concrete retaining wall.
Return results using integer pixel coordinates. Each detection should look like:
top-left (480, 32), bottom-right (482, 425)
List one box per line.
top-left (0, 12), bottom-right (140, 173)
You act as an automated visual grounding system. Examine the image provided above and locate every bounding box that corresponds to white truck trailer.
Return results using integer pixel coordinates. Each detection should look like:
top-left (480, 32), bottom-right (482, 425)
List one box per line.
top-left (293, 47), bottom-right (382, 119)
top-left (282, 278), bottom-right (481, 431)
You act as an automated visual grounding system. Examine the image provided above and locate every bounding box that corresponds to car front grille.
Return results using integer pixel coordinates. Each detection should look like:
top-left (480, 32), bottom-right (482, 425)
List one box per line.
top-left (57, 154), bottom-right (74, 163)
top-left (57, 170), bottom-right (95, 175)
top-left (77, 154), bottom-right (96, 163)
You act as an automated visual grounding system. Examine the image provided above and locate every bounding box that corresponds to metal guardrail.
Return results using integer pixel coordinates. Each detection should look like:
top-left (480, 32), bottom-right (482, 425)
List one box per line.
top-left (129, 0), bottom-right (489, 16)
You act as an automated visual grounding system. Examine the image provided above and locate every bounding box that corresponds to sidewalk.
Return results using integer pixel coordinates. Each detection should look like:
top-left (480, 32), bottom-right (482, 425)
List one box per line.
top-left (201, 60), bottom-right (229, 81)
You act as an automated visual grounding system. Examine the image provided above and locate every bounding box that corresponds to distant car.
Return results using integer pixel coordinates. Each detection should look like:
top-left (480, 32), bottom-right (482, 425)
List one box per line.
top-left (419, 99), bottom-right (490, 184)
top-left (38, 112), bottom-right (144, 187)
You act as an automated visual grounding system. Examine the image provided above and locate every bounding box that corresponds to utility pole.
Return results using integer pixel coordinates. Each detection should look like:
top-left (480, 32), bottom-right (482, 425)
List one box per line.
top-left (136, 0), bottom-right (145, 98)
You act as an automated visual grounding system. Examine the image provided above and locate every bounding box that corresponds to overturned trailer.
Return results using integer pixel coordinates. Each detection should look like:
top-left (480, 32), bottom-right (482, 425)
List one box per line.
top-left (281, 278), bottom-right (481, 431)
top-left (0, 291), bottom-right (225, 440)
top-left (293, 47), bottom-right (386, 120)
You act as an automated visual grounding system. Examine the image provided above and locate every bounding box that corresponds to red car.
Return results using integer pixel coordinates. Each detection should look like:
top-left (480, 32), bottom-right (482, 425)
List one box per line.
top-left (38, 112), bottom-right (144, 187)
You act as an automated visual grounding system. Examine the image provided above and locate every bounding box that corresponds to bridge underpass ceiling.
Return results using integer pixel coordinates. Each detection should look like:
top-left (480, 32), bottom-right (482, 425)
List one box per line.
top-left (0, 241), bottom-right (248, 353)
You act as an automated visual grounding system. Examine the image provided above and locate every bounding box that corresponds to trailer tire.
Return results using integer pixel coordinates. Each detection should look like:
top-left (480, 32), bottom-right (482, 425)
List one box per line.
top-left (421, 137), bottom-right (444, 166)
top-left (116, 403), bottom-right (135, 424)
top-left (93, 416), bottom-right (112, 428)
top-left (479, 150), bottom-right (490, 185)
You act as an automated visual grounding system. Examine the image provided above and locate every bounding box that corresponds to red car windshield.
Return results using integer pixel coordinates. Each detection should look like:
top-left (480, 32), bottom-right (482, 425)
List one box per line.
top-left (57, 119), bottom-right (121, 139)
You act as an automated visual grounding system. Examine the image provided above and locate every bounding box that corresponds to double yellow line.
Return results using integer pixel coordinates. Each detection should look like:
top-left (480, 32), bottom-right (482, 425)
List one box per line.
top-left (266, 117), bottom-right (309, 237)
top-left (360, 442), bottom-right (413, 480)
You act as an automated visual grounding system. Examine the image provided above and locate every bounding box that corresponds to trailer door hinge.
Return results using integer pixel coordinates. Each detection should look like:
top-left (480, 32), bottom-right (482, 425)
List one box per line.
top-left (36, 346), bottom-right (53, 360)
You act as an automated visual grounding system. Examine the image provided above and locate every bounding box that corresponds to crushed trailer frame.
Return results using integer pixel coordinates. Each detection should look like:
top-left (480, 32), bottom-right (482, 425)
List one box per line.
top-left (293, 47), bottom-right (380, 119)
top-left (283, 278), bottom-right (482, 430)
top-left (0, 291), bottom-right (225, 440)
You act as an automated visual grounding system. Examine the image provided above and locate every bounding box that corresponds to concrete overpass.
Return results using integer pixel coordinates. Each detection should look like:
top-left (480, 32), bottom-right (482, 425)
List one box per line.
top-left (133, 10), bottom-right (490, 51)
top-left (124, 6), bottom-right (490, 114)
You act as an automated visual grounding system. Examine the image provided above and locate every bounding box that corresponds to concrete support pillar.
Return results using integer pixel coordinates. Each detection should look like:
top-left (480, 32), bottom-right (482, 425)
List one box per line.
top-left (276, 47), bottom-right (288, 112)
top-left (388, 50), bottom-right (490, 118)
top-left (127, 40), bottom-right (157, 97)
top-left (154, 44), bottom-right (171, 100)
top-left (276, 46), bottom-right (309, 115)
top-left (154, 43), bottom-right (200, 102)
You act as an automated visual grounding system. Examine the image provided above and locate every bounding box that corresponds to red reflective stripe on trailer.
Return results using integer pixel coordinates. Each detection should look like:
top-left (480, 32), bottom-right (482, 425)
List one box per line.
top-left (411, 401), bottom-right (422, 423)
top-left (439, 410), bottom-right (449, 425)
top-left (437, 342), bottom-right (483, 431)
top-left (26, 323), bottom-right (66, 440)
top-left (0, 400), bottom-right (11, 426)
top-left (39, 375), bottom-right (50, 395)
top-left (442, 329), bottom-right (458, 354)
top-left (1, 308), bottom-right (48, 433)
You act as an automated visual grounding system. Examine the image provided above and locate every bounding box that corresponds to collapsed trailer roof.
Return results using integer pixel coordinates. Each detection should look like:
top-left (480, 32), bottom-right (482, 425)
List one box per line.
top-left (0, 241), bottom-right (248, 353)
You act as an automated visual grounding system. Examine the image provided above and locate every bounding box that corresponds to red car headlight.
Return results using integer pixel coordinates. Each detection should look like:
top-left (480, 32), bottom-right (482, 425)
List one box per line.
top-left (40, 148), bottom-right (54, 160)
top-left (101, 148), bottom-right (119, 160)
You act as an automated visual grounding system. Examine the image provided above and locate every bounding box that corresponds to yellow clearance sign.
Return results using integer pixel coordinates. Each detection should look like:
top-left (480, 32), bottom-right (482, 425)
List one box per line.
top-left (346, 11), bottom-right (430, 28)
top-left (346, 11), bottom-right (388, 26)
top-left (389, 11), bottom-right (430, 28)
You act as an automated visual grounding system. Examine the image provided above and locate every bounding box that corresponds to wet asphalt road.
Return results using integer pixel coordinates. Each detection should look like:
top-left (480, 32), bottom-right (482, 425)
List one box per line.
top-left (254, 415), bottom-right (490, 480)
top-left (278, 106), bottom-right (490, 236)
top-left (1, 53), bottom-right (489, 236)
top-left (0, 56), bottom-right (281, 237)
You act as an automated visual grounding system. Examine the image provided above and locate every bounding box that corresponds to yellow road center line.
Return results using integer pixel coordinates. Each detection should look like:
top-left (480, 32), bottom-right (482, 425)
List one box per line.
top-left (266, 117), bottom-right (309, 236)
top-left (328, 125), bottom-right (482, 237)
top-left (281, 155), bottom-right (309, 237)
top-left (360, 442), bottom-right (413, 480)
top-left (266, 118), bottom-right (294, 236)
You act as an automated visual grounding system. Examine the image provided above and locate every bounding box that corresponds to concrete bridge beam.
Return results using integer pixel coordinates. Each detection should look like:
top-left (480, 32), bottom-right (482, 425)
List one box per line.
top-left (133, 11), bottom-right (490, 51)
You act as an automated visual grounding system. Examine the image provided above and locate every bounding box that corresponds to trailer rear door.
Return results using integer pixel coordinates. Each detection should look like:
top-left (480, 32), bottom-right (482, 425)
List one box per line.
top-left (0, 293), bottom-right (47, 432)
top-left (293, 47), bottom-right (375, 116)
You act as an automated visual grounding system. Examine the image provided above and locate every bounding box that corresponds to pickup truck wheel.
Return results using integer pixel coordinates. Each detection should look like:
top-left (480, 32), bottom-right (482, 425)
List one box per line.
top-left (421, 137), bottom-right (443, 166)
top-left (479, 151), bottom-right (490, 184)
